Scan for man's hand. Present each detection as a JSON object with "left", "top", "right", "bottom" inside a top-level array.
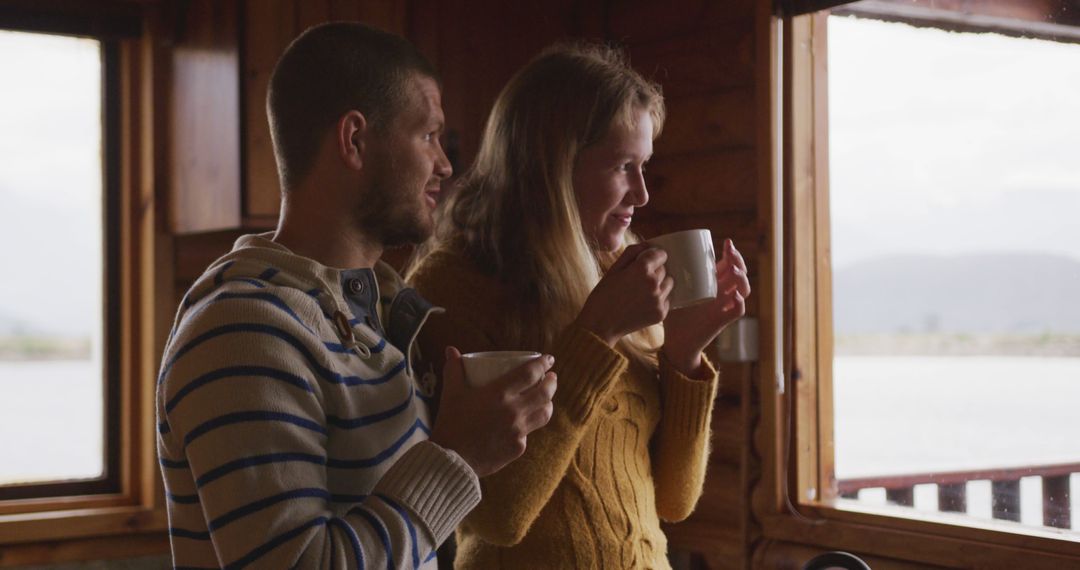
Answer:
[{"left": 429, "top": 347, "right": 557, "bottom": 477}]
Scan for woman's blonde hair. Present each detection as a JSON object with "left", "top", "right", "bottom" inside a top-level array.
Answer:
[{"left": 412, "top": 42, "right": 666, "bottom": 359}]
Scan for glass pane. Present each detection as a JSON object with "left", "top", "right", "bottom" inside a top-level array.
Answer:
[
  {"left": 0, "top": 31, "right": 104, "bottom": 486},
  {"left": 829, "top": 15, "right": 1080, "bottom": 532}
]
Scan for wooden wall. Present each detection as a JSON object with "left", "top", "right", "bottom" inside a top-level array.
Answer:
[{"left": 166, "top": 1, "right": 768, "bottom": 568}]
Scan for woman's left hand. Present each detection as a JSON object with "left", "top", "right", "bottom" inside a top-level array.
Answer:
[{"left": 662, "top": 238, "right": 752, "bottom": 375}]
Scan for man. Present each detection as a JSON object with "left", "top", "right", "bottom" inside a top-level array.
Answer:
[{"left": 156, "top": 23, "right": 557, "bottom": 569}]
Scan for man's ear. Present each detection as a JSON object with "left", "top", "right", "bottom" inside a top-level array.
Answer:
[{"left": 337, "top": 110, "right": 368, "bottom": 171}]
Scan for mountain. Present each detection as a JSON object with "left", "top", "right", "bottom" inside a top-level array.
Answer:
[{"left": 833, "top": 253, "right": 1080, "bottom": 334}]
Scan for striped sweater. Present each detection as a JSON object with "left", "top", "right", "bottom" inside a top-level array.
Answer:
[{"left": 156, "top": 233, "right": 479, "bottom": 569}]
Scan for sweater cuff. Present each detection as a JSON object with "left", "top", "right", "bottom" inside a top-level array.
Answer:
[
  {"left": 659, "top": 352, "right": 719, "bottom": 437},
  {"left": 372, "top": 440, "right": 481, "bottom": 546},
  {"left": 550, "top": 325, "right": 628, "bottom": 423}
]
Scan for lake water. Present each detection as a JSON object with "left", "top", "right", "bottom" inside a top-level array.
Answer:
[
  {"left": 2, "top": 357, "right": 1078, "bottom": 528},
  {"left": 0, "top": 360, "right": 103, "bottom": 484},
  {"left": 835, "top": 355, "right": 1080, "bottom": 528}
]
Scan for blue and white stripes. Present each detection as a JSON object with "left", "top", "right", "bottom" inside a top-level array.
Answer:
[{"left": 156, "top": 233, "right": 479, "bottom": 569}]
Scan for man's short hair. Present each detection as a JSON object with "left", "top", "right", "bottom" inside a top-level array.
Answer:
[{"left": 267, "top": 22, "right": 436, "bottom": 191}]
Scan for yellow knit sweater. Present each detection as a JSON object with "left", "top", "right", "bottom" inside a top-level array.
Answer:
[{"left": 409, "top": 248, "right": 718, "bottom": 569}]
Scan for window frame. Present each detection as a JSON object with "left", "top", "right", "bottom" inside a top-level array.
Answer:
[
  {"left": 0, "top": 2, "right": 168, "bottom": 560},
  {"left": 0, "top": 33, "right": 122, "bottom": 505},
  {"left": 760, "top": 7, "right": 1080, "bottom": 568}
]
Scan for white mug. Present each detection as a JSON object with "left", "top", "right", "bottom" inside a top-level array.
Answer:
[
  {"left": 460, "top": 351, "right": 542, "bottom": 387},
  {"left": 647, "top": 228, "right": 718, "bottom": 309}
]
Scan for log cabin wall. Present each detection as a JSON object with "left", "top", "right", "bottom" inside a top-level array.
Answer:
[{"left": 168, "top": 1, "right": 766, "bottom": 568}]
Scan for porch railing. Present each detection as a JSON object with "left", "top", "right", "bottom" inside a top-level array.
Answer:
[{"left": 836, "top": 462, "right": 1080, "bottom": 528}]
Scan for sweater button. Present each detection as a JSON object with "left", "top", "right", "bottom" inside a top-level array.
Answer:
[
  {"left": 347, "top": 278, "right": 365, "bottom": 294},
  {"left": 418, "top": 371, "right": 437, "bottom": 397},
  {"left": 602, "top": 397, "right": 618, "bottom": 413}
]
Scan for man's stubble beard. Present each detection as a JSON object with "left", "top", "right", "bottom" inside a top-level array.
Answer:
[{"left": 354, "top": 158, "right": 432, "bottom": 249}]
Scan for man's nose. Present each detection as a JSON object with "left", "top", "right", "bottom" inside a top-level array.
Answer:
[{"left": 434, "top": 142, "right": 453, "bottom": 179}]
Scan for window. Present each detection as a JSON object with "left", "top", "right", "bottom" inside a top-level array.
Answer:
[
  {"left": 828, "top": 15, "right": 1080, "bottom": 532},
  {"left": 0, "top": 2, "right": 167, "bottom": 558},
  {"left": 0, "top": 29, "right": 119, "bottom": 501},
  {"left": 778, "top": 0, "right": 1080, "bottom": 565}
]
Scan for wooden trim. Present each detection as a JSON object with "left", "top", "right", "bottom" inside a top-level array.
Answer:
[
  {"left": 0, "top": 0, "right": 143, "bottom": 39},
  {"left": 0, "top": 494, "right": 132, "bottom": 518},
  {"left": 833, "top": 0, "right": 1080, "bottom": 44},
  {"left": 0, "top": 506, "right": 168, "bottom": 546},
  {"left": 751, "top": 0, "right": 785, "bottom": 526},
  {"left": 141, "top": 2, "right": 174, "bottom": 513},
  {"left": 761, "top": 506, "right": 1080, "bottom": 568},
  {"left": 103, "top": 34, "right": 127, "bottom": 510},
  {"left": 809, "top": 10, "right": 835, "bottom": 506},
  {"left": 0, "top": 532, "right": 169, "bottom": 567},
  {"left": 785, "top": 12, "right": 819, "bottom": 508},
  {"left": 776, "top": 0, "right": 859, "bottom": 18}
]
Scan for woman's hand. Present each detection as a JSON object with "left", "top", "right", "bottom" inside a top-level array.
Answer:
[
  {"left": 574, "top": 243, "right": 674, "bottom": 346},
  {"left": 662, "top": 239, "right": 751, "bottom": 375}
]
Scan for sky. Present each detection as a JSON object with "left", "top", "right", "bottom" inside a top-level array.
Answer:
[
  {"left": 0, "top": 30, "right": 102, "bottom": 336},
  {"left": 828, "top": 16, "right": 1080, "bottom": 269}
]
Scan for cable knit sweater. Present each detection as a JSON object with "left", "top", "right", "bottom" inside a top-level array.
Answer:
[
  {"left": 408, "top": 248, "right": 718, "bottom": 570},
  {"left": 157, "top": 233, "right": 480, "bottom": 569}
]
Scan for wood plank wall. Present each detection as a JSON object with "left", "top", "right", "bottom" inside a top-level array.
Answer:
[{"left": 169, "top": 2, "right": 766, "bottom": 567}]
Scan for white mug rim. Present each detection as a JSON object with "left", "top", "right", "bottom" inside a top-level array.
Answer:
[
  {"left": 461, "top": 350, "right": 541, "bottom": 360},
  {"left": 648, "top": 228, "right": 710, "bottom": 242}
]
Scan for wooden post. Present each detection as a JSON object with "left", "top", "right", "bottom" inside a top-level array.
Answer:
[
  {"left": 886, "top": 487, "right": 914, "bottom": 507},
  {"left": 1043, "top": 475, "right": 1071, "bottom": 529},
  {"left": 938, "top": 483, "right": 967, "bottom": 513},
  {"left": 992, "top": 479, "right": 1021, "bottom": 522}
]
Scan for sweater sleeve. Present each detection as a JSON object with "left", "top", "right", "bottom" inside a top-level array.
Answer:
[
  {"left": 409, "top": 257, "right": 628, "bottom": 546},
  {"left": 158, "top": 292, "right": 479, "bottom": 569},
  {"left": 650, "top": 352, "right": 719, "bottom": 522}
]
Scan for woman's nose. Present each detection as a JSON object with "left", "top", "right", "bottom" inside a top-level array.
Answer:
[{"left": 628, "top": 171, "right": 649, "bottom": 207}]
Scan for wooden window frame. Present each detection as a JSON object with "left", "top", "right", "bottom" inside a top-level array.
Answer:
[
  {"left": 0, "top": 34, "right": 123, "bottom": 506},
  {"left": 0, "top": 2, "right": 169, "bottom": 563},
  {"left": 757, "top": 7, "right": 1080, "bottom": 568}
]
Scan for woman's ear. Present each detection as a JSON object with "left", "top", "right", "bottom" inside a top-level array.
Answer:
[{"left": 337, "top": 110, "right": 368, "bottom": 171}]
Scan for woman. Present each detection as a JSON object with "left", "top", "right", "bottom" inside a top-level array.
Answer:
[{"left": 407, "top": 42, "right": 751, "bottom": 569}]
